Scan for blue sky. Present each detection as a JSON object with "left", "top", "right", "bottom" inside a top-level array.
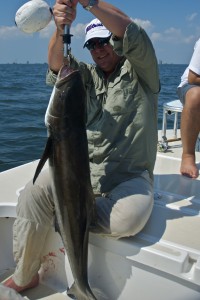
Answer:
[{"left": 1, "top": 0, "right": 200, "bottom": 64}]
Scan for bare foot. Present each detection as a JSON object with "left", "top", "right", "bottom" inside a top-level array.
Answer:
[
  {"left": 180, "top": 154, "right": 199, "bottom": 178},
  {"left": 3, "top": 273, "right": 39, "bottom": 293}
]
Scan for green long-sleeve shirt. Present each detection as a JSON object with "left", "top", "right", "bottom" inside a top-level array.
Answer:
[{"left": 46, "top": 22, "right": 160, "bottom": 193}]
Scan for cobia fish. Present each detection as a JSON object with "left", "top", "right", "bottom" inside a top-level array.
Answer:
[{"left": 33, "top": 64, "right": 97, "bottom": 300}]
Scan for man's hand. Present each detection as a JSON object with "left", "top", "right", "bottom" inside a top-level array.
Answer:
[{"left": 52, "top": 0, "right": 78, "bottom": 32}]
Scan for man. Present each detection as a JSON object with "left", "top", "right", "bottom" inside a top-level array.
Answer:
[
  {"left": 3, "top": 0, "right": 160, "bottom": 293},
  {"left": 177, "top": 38, "right": 200, "bottom": 179}
]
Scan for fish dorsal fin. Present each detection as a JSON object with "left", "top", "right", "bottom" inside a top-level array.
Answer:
[{"left": 33, "top": 137, "right": 53, "bottom": 184}]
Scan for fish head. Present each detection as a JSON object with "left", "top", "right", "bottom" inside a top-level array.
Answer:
[{"left": 46, "top": 65, "right": 86, "bottom": 130}]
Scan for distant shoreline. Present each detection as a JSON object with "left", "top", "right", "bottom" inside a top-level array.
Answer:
[
  {"left": 0, "top": 62, "right": 48, "bottom": 65},
  {"left": 0, "top": 62, "right": 188, "bottom": 66}
]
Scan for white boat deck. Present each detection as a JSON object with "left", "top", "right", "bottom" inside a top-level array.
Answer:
[{"left": 0, "top": 129, "right": 200, "bottom": 299}]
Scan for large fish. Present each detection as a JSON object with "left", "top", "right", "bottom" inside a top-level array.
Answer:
[{"left": 33, "top": 64, "right": 97, "bottom": 300}]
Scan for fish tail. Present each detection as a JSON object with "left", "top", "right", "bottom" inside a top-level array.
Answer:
[{"left": 67, "top": 282, "right": 97, "bottom": 300}]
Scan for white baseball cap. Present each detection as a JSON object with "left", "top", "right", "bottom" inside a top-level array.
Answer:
[{"left": 83, "top": 18, "right": 111, "bottom": 48}]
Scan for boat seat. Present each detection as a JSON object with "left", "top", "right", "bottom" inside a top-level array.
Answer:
[{"left": 162, "top": 99, "right": 183, "bottom": 140}]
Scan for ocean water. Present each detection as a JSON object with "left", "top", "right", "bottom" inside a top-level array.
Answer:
[{"left": 0, "top": 63, "right": 186, "bottom": 172}]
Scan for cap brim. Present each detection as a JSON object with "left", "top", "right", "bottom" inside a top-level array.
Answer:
[{"left": 83, "top": 31, "right": 111, "bottom": 48}]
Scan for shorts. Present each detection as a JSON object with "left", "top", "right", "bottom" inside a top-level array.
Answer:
[{"left": 177, "top": 83, "right": 197, "bottom": 105}]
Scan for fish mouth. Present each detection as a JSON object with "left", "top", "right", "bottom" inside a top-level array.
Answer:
[
  {"left": 55, "top": 65, "right": 79, "bottom": 88},
  {"left": 59, "top": 64, "right": 78, "bottom": 80}
]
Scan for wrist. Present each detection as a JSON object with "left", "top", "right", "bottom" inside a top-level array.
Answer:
[
  {"left": 56, "top": 28, "right": 64, "bottom": 37},
  {"left": 79, "top": 0, "right": 88, "bottom": 7},
  {"left": 82, "top": 0, "right": 98, "bottom": 11}
]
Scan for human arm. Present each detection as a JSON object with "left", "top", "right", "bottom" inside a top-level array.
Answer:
[
  {"left": 188, "top": 69, "right": 200, "bottom": 85},
  {"left": 48, "top": 0, "right": 159, "bottom": 92},
  {"left": 187, "top": 39, "right": 200, "bottom": 85},
  {"left": 48, "top": 0, "right": 132, "bottom": 73},
  {"left": 78, "top": 0, "right": 132, "bottom": 38},
  {"left": 48, "top": 0, "right": 77, "bottom": 73}
]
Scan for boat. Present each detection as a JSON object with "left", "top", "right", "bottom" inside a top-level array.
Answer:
[{"left": 0, "top": 128, "right": 200, "bottom": 300}]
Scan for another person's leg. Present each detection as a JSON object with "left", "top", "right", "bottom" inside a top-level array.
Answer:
[
  {"left": 3, "top": 168, "right": 55, "bottom": 292},
  {"left": 180, "top": 86, "right": 200, "bottom": 178},
  {"left": 92, "top": 171, "right": 154, "bottom": 238}
]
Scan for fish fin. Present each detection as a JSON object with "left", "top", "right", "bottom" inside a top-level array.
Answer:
[
  {"left": 67, "top": 283, "right": 97, "bottom": 300},
  {"left": 33, "top": 137, "right": 52, "bottom": 184},
  {"left": 67, "top": 283, "right": 77, "bottom": 299}
]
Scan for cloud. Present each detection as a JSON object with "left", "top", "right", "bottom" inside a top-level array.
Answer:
[
  {"left": 143, "top": 24, "right": 183, "bottom": 43},
  {"left": 71, "top": 23, "right": 86, "bottom": 38},
  {"left": 186, "top": 13, "right": 198, "bottom": 22},
  {"left": 0, "top": 20, "right": 86, "bottom": 41},
  {"left": 0, "top": 25, "right": 31, "bottom": 39},
  {"left": 182, "top": 35, "right": 196, "bottom": 44},
  {"left": 39, "top": 18, "right": 198, "bottom": 50},
  {"left": 129, "top": 16, "right": 198, "bottom": 48},
  {"left": 164, "top": 27, "right": 182, "bottom": 40},
  {"left": 150, "top": 26, "right": 197, "bottom": 46},
  {"left": 39, "top": 20, "right": 55, "bottom": 38},
  {"left": 133, "top": 18, "right": 153, "bottom": 31},
  {"left": 39, "top": 21, "right": 86, "bottom": 39},
  {"left": 151, "top": 32, "right": 162, "bottom": 42},
  {"left": 0, "top": 17, "right": 198, "bottom": 54}
]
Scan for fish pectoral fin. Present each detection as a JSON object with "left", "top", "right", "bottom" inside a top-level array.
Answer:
[{"left": 33, "top": 137, "right": 53, "bottom": 184}]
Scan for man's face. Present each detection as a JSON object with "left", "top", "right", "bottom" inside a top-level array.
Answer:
[{"left": 86, "top": 37, "right": 121, "bottom": 75}]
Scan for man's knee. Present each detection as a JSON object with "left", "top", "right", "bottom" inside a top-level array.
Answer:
[
  {"left": 110, "top": 195, "right": 153, "bottom": 238},
  {"left": 16, "top": 169, "right": 54, "bottom": 225},
  {"left": 186, "top": 88, "right": 200, "bottom": 110}
]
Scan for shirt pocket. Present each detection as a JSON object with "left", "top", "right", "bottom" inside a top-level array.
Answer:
[{"left": 105, "top": 69, "right": 138, "bottom": 116}]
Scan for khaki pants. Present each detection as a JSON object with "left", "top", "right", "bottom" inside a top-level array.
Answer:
[{"left": 12, "top": 169, "right": 153, "bottom": 286}]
